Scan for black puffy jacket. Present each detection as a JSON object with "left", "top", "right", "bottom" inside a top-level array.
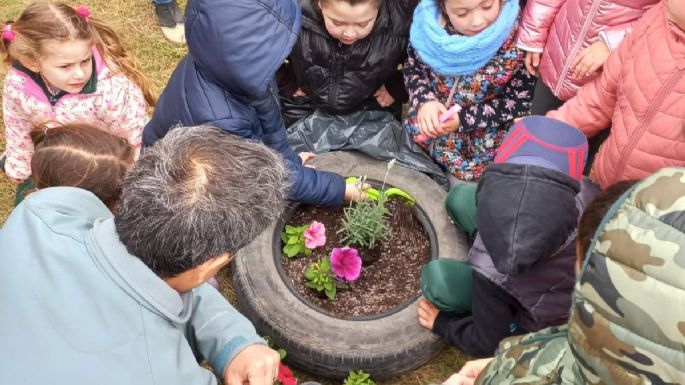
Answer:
[{"left": 283, "top": 0, "right": 416, "bottom": 115}]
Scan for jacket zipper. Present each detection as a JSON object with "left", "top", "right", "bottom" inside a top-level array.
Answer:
[
  {"left": 554, "top": 0, "right": 602, "bottom": 96},
  {"left": 614, "top": 69, "right": 685, "bottom": 178},
  {"left": 328, "top": 42, "right": 343, "bottom": 110}
]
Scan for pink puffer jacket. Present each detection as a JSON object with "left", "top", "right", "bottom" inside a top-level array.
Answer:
[
  {"left": 548, "top": 3, "right": 685, "bottom": 190},
  {"left": 517, "top": 0, "right": 657, "bottom": 101}
]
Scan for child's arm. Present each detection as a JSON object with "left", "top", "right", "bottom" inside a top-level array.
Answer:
[
  {"left": 457, "top": 67, "right": 535, "bottom": 133},
  {"left": 100, "top": 75, "right": 148, "bottom": 155},
  {"left": 547, "top": 29, "right": 628, "bottom": 137},
  {"left": 383, "top": 67, "right": 409, "bottom": 104},
  {"left": 2, "top": 80, "right": 35, "bottom": 181},
  {"left": 404, "top": 44, "right": 439, "bottom": 110},
  {"left": 516, "top": 0, "right": 566, "bottom": 53}
]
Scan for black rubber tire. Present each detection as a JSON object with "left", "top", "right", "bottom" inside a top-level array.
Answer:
[{"left": 232, "top": 151, "right": 468, "bottom": 380}]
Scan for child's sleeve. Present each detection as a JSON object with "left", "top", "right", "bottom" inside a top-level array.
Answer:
[
  {"left": 516, "top": 0, "right": 566, "bottom": 53},
  {"left": 384, "top": 65, "right": 409, "bottom": 104},
  {"left": 99, "top": 75, "right": 148, "bottom": 155},
  {"left": 547, "top": 30, "right": 627, "bottom": 137},
  {"left": 404, "top": 44, "right": 439, "bottom": 110},
  {"left": 457, "top": 68, "right": 535, "bottom": 133},
  {"left": 2, "top": 80, "right": 35, "bottom": 181}
]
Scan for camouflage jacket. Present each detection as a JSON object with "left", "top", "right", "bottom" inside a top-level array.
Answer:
[{"left": 475, "top": 167, "right": 685, "bottom": 385}]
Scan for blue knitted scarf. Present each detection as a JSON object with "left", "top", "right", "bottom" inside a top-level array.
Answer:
[{"left": 410, "top": 0, "right": 519, "bottom": 76}]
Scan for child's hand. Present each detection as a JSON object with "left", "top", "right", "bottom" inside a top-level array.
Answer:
[
  {"left": 293, "top": 88, "right": 307, "bottom": 97},
  {"left": 417, "top": 101, "right": 447, "bottom": 139},
  {"left": 298, "top": 152, "right": 316, "bottom": 168},
  {"left": 572, "top": 40, "right": 610, "bottom": 79},
  {"left": 344, "top": 182, "right": 371, "bottom": 202},
  {"left": 442, "top": 358, "right": 495, "bottom": 385},
  {"left": 524, "top": 51, "right": 542, "bottom": 77},
  {"left": 437, "top": 113, "right": 460, "bottom": 136},
  {"left": 374, "top": 85, "right": 395, "bottom": 107},
  {"left": 418, "top": 298, "right": 440, "bottom": 330}
]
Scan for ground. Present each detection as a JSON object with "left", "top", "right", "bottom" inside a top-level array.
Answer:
[{"left": 0, "top": 0, "right": 467, "bottom": 383}]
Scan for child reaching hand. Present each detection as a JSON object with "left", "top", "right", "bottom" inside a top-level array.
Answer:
[
  {"left": 1, "top": 2, "right": 154, "bottom": 186},
  {"left": 404, "top": 0, "right": 534, "bottom": 184}
]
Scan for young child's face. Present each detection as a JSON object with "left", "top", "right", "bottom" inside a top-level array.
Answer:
[
  {"left": 29, "top": 39, "right": 93, "bottom": 94},
  {"left": 666, "top": 0, "right": 685, "bottom": 32},
  {"left": 443, "top": 0, "right": 501, "bottom": 36},
  {"left": 320, "top": 0, "right": 379, "bottom": 45}
]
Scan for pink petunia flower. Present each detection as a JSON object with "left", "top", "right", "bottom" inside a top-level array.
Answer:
[
  {"left": 303, "top": 221, "right": 326, "bottom": 249},
  {"left": 277, "top": 362, "right": 298, "bottom": 385},
  {"left": 330, "top": 247, "right": 362, "bottom": 281}
]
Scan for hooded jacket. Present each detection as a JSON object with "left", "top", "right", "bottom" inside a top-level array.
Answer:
[
  {"left": 2, "top": 47, "right": 147, "bottom": 180},
  {"left": 143, "top": 0, "right": 344, "bottom": 207},
  {"left": 432, "top": 164, "right": 599, "bottom": 357},
  {"left": 0, "top": 187, "right": 264, "bottom": 385},
  {"left": 282, "top": 0, "right": 415, "bottom": 115},
  {"left": 474, "top": 167, "right": 685, "bottom": 385},
  {"left": 516, "top": 0, "right": 657, "bottom": 101},
  {"left": 548, "top": 3, "right": 685, "bottom": 190}
]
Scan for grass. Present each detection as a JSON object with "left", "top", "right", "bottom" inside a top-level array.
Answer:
[{"left": 0, "top": 1, "right": 468, "bottom": 383}]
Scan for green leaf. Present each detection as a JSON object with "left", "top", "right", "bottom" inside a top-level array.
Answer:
[
  {"left": 277, "top": 348, "right": 287, "bottom": 360},
  {"left": 303, "top": 268, "right": 318, "bottom": 280},
  {"left": 280, "top": 231, "right": 288, "bottom": 243},
  {"left": 283, "top": 244, "right": 300, "bottom": 257},
  {"left": 304, "top": 247, "right": 312, "bottom": 256},
  {"left": 325, "top": 286, "right": 336, "bottom": 300},
  {"left": 321, "top": 257, "right": 331, "bottom": 271},
  {"left": 286, "top": 236, "right": 299, "bottom": 245},
  {"left": 324, "top": 280, "right": 334, "bottom": 291},
  {"left": 285, "top": 225, "right": 296, "bottom": 234},
  {"left": 337, "top": 282, "right": 348, "bottom": 289},
  {"left": 305, "top": 281, "right": 321, "bottom": 290}
]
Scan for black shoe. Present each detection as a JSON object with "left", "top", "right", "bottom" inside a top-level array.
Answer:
[{"left": 153, "top": 0, "right": 183, "bottom": 27}]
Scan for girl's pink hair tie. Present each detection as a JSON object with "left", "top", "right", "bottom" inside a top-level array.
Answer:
[
  {"left": 74, "top": 6, "right": 91, "bottom": 22},
  {"left": 2, "top": 24, "right": 15, "bottom": 42}
]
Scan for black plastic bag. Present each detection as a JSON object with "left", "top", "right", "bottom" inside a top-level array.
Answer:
[{"left": 287, "top": 109, "right": 449, "bottom": 190}]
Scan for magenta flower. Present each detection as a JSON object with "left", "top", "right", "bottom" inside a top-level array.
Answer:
[
  {"left": 304, "top": 221, "right": 326, "bottom": 249},
  {"left": 330, "top": 247, "right": 362, "bottom": 281}
]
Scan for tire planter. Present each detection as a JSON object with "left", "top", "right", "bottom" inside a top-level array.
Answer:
[{"left": 232, "top": 151, "right": 469, "bottom": 380}]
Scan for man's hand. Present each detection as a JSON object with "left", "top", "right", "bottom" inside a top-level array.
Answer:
[
  {"left": 418, "top": 298, "right": 440, "bottom": 331},
  {"left": 374, "top": 85, "right": 395, "bottom": 107},
  {"left": 417, "top": 101, "right": 447, "bottom": 139},
  {"left": 572, "top": 40, "right": 610, "bottom": 78},
  {"left": 524, "top": 51, "right": 541, "bottom": 77},
  {"left": 442, "top": 358, "right": 494, "bottom": 385},
  {"left": 223, "top": 344, "right": 280, "bottom": 385}
]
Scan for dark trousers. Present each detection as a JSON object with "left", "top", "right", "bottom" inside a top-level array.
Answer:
[{"left": 530, "top": 79, "right": 564, "bottom": 116}]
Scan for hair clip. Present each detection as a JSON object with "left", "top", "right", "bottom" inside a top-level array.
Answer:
[
  {"left": 2, "top": 24, "right": 15, "bottom": 42},
  {"left": 74, "top": 6, "right": 91, "bottom": 23}
]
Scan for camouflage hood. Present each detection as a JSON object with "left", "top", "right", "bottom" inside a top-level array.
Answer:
[{"left": 475, "top": 167, "right": 685, "bottom": 385}]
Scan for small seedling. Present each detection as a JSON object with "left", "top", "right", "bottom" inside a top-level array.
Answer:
[{"left": 344, "top": 370, "right": 376, "bottom": 385}]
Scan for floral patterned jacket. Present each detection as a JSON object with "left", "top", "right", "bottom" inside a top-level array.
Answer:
[
  {"left": 404, "top": 21, "right": 534, "bottom": 181},
  {"left": 2, "top": 47, "right": 147, "bottom": 180}
]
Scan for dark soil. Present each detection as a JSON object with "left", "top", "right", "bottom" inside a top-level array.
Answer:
[{"left": 280, "top": 197, "right": 431, "bottom": 318}]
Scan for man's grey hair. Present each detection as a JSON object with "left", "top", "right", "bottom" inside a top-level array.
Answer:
[{"left": 114, "top": 125, "right": 290, "bottom": 278}]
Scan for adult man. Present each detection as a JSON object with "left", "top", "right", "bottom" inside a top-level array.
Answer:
[{"left": 0, "top": 125, "right": 289, "bottom": 385}]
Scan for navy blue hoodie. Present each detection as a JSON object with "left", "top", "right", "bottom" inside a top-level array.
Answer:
[{"left": 143, "top": 0, "right": 345, "bottom": 207}]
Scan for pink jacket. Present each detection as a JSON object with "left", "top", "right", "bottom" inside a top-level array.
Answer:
[
  {"left": 2, "top": 47, "right": 147, "bottom": 180},
  {"left": 548, "top": 3, "right": 685, "bottom": 190},
  {"left": 517, "top": 0, "right": 657, "bottom": 101}
]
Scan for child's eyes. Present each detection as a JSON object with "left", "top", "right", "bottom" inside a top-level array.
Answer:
[
  {"left": 332, "top": 20, "right": 344, "bottom": 27},
  {"left": 59, "top": 64, "right": 70, "bottom": 69},
  {"left": 81, "top": 58, "right": 91, "bottom": 64},
  {"left": 357, "top": 22, "right": 369, "bottom": 28}
]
